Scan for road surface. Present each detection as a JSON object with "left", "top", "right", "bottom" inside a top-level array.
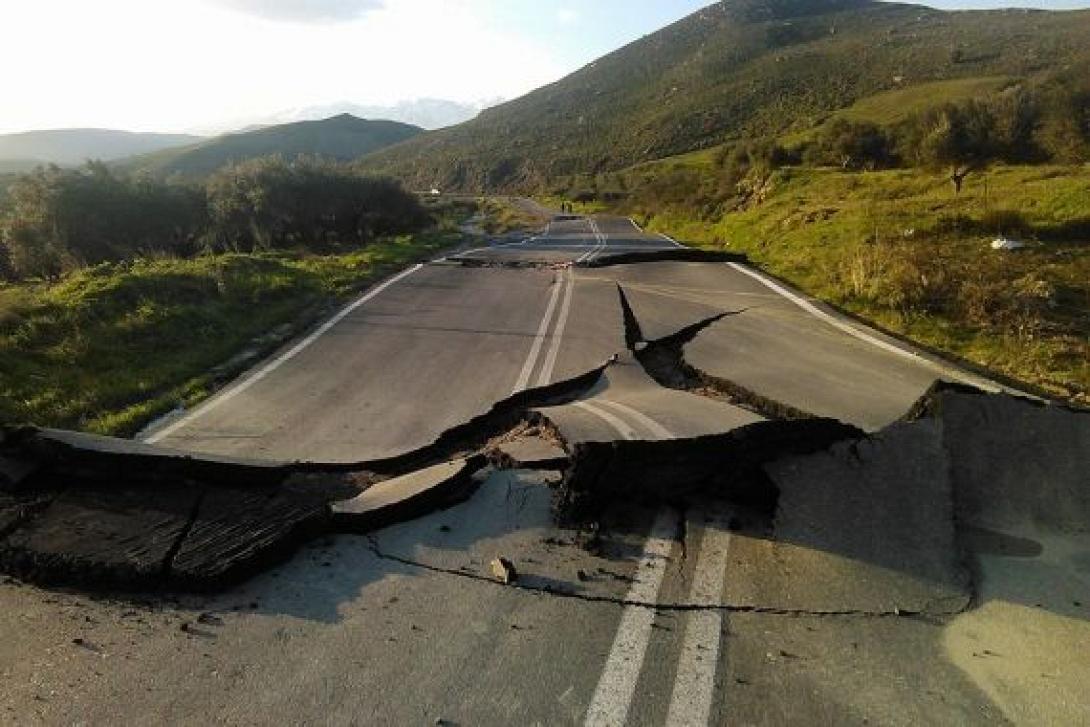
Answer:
[{"left": 2, "top": 212, "right": 1085, "bottom": 725}]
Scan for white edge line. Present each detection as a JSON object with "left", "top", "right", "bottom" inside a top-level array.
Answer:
[
  {"left": 584, "top": 508, "right": 679, "bottom": 727},
  {"left": 512, "top": 270, "right": 566, "bottom": 394},
  {"left": 658, "top": 232, "right": 684, "bottom": 248},
  {"left": 725, "top": 261, "right": 1015, "bottom": 395},
  {"left": 144, "top": 263, "right": 425, "bottom": 443}
]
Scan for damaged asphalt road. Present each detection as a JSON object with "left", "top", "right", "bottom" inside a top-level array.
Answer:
[{"left": 1, "top": 214, "right": 1088, "bottom": 725}]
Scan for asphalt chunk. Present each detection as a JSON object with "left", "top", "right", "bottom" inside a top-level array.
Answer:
[{"left": 0, "top": 484, "right": 200, "bottom": 591}]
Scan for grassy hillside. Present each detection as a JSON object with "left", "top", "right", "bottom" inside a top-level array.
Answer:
[
  {"left": 126, "top": 115, "right": 422, "bottom": 179},
  {"left": 0, "top": 224, "right": 466, "bottom": 436},
  {"left": 581, "top": 157, "right": 1089, "bottom": 402},
  {"left": 363, "top": 0, "right": 1090, "bottom": 191}
]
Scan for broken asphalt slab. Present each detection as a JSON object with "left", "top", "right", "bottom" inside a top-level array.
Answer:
[
  {"left": 554, "top": 417, "right": 864, "bottom": 525},
  {"left": 750, "top": 420, "right": 972, "bottom": 615},
  {"left": 579, "top": 249, "right": 747, "bottom": 268},
  {"left": 332, "top": 456, "right": 487, "bottom": 534},
  {"left": 534, "top": 352, "right": 765, "bottom": 444},
  {"left": 912, "top": 382, "right": 1090, "bottom": 534},
  {"left": 490, "top": 437, "right": 569, "bottom": 470},
  {"left": 0, "top": 483, "right": 200, "bottom": 591},
  {"left": 1, "top": 427, "right": 290, "bottom": 489},
  {"left": 0, "top": 359, "right": 612, "bottom": 594}
]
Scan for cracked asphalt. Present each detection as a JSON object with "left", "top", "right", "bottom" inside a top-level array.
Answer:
[{"left": 2, "top": 213, "right": 1088, "bottom": 724}]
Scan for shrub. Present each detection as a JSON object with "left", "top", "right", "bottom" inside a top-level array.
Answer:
[{"left": 204, "top": 156, "right": 428, "bottom": 253}]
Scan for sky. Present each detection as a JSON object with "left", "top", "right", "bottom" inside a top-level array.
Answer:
[{"left": 1, "top": 0, "right": 1088, "bottom": 135}]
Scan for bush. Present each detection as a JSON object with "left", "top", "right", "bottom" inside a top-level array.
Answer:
[
  {"left": 205, "top": 156, "right": 428, "bottom": 253},
  {"left": 0, "top": 163, "right": 205, "bottom": 279},
  {"left": 804, "top": 119, "right": 895, "bottom": 170}
]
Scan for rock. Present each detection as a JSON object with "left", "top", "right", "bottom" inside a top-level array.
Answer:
[{"left": 490, "top": 557, "right": 517, "bottom": 584}]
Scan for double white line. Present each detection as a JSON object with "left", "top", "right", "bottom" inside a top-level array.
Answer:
[
  {"left": 577, "top": 396, "right": 731, "bottom": 727},
  {"left": 585, "top": 506, "right": 732, "bottom": 727},
  {"left": 576, "top": 218, "right": 608, "bottom": 263},
  {"left": 511, "top": 266, "right": 576, "bottom": 393},
  {"left": 573, "top": 398, "right": 673, "bottom": 441}
]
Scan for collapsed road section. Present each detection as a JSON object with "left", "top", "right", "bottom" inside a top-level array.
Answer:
[
  {"left": 1, "top": 374, "right": 1086, "bottom": 606},
  {"left": 0, "top": 252, "right": 1085, "bottom": 616}
]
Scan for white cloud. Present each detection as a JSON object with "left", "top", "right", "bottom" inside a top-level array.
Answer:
[{"left": 211, "top": 0, "right": 383, "bottom": 23}]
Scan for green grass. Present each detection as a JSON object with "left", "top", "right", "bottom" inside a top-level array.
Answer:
[
  {"left": 780, "top": 77, "right": 1014, "bottom": 145},
  {"left": 612, "top": 162, "right": 1090, "bottom": 402},
  {"left": 0, "top": 231, "right": 461, "bottom": 436}
]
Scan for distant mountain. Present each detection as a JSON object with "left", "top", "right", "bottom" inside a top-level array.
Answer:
[
  {"left": 362, "top": 0, "right": 1090, "bottom": 191},
  {"left": 196, "top": 98, "right": 492, "bottom": 135},
  {"left": 0, "top": 129, "right": 202, "bottom": 168},
  {"left": 124, "top": 114, "right": 424, "bottom": 178},
  {"left": 270, "top": 98, "right": 487, "bottom": 131}
]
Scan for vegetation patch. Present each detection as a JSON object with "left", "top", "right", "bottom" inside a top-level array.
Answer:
[{"left": 0, "top": 231, "right": 462, "bottom": 436}]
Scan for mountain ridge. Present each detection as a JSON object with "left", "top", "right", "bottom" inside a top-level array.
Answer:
[
  {"left": 360, "top": 0, "right": 1090, "bottom": 191},
  {"left": 122, "top": 114, "right": 423, "bottom": 179},
  {"left": 0, "top": 128, "right": 202, "bottom": 168}
]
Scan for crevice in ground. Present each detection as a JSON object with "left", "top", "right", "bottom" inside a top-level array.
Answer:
[
  {"left": 615, "top": 283, "right": 819, "bottom": 421},
  {"left": 364, "top": 533, "right": 949, "bottom": 618},
  {"left": 580, "top": 249, "right": 748, "bottom": 268}
]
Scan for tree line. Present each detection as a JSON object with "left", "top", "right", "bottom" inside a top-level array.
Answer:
[
  {"left": 0, "top": 156, "right": 429, "bottom": 281},
  {"left": 716, "top": 79, "right": 1090, "bottom": 193}
]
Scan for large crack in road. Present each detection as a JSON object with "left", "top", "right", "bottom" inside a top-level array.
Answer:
[{"left": 0, "top": 257, "right": 1086, "bottom": 626}]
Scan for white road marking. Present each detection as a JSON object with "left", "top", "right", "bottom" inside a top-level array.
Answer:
[
  {"left": 595, "top": 399, "right": 674, "bottom": 440},
  {"left": 725, "top": 262, "right": 1014, "bottom": 394},
  {"left": 572, "top": 400, "right": 640, "bottom": 441},
  {"left": 535, "top": 267, "right": 576, "bottom": 387},
  {"left": 144, "top": 263, "right": 425, "bottom": 443},
  {"left": 658, "top": 232, "right": 684, "bottom": 248},
  {"left": 512, "top": 269, "right": 566, "bottom": 394},
  {"left": 589, "top": 218, "right": 607, "bottom": 261},
  {"left": 585, "top": 508, "right": 680, "bottom": 727},
  {"left": 665, "top": 522, "right": 733, "bottom": 727},
  {"left": 628, "top": 217, "right": 644, "bottom": 232},
  {"left": 576, "top": 218, "right": 606, "bottom": 263}
]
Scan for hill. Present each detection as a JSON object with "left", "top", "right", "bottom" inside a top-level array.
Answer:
[
  {"left": 0, "top": 128, "right": 200, "bottom": 168},
  {"left": 362, "top": 0, "right": 1090, "bottom": 190},
  {"left": 258, "top": 98, "right": 484, "bottom": 131},
  {"left": 125, "top": 115, "right": 423, "bottom": 179}
]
